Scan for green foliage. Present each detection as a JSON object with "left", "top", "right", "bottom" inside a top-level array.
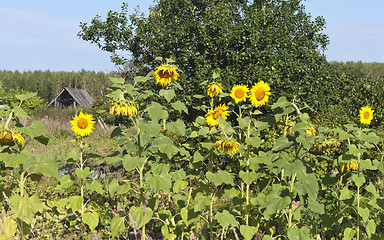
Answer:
[
  {"left": 329, "top": 61, "right": 384, "bottom": 127},
  {"left": 3, "top": 65, "right": 384, "bottom": 239},
  {"left": 0, "top": 69, "right": 111, "bottom": 103},
  {"left": 2, "top": 89, "right": 44, "bottom": 112},
  {"left": 79, "top": 0, "right": 343, "bottom": 115}
]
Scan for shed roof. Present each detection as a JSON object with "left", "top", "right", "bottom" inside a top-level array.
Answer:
[{"left": 47, "top": 87, "right": 94, "bottom": 108}]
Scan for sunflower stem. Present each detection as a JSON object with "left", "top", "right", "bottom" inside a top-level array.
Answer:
[
  {"left": 288, "top": 173, "right": 296, "bottom": 229},
  {"left": 4, "top": 109, "right": 14, "bottom": 129},
  {"left": 356, "top": 127, "right": 362, "bottom": 240}
]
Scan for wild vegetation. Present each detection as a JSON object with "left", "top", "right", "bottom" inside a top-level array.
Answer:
[{"left": 2, "top": 0, "right": 384, "bottom": 239}]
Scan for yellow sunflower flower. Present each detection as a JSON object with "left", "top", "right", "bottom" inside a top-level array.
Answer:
[
  {"left": 71, "top": 112, "right": 95, "bottom": 137},
  {"left": 214, "top": 138, "right": 239, "bottom": 154},
  {"left": 230, "top": 85, "right": 249, "bottom": 103},
  {"left": 359, "top": 106, "right": 374, "bottom": 125},
  {"left": 154, "top": 65, "right": 179, "bottom": 87},
  {"left": 110, "top": 103, "right": 138, "bottom": 117},
  {"left": 205, "top": 104, "right": 230, "bottom": 127},
  {"left": 306, "top": 127, "right": 316, "bottom": 136},
  {"left": 0, "top": 129, "right": 25, "bottom": 145},
  {"left": 207, "top": 83, "right": 223, "bottom": 98},
  {"left": 249, "top": 81, "right": 271, "bottom": 108},
  {"left": 340, "top": 162, "right": 359, "bottom": 173}
]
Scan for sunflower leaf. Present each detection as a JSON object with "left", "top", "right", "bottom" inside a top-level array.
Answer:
[
  {"left": 13, "top": 106, "right": 30, "bottom": 119},
  {"left": 15, "top": 92, "right": 37, "bottom": 101},
  {"left": 159, "top": 89, "right": 175, "bottom": 102},
  {"left": 22, "top": 121, "right": 46, "bottom": 138},
  {"left": 148, "top": 102, "right": 168, "bottom": 122},
  {"left": 171, "top": 101, "right": 188, "bottom": 114}
]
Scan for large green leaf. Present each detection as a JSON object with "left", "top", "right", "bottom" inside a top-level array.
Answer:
[
  {"left": 122, "top": 155, "right": 146, "bottom": 172},
  {"left": 264, "top": 186, "right": 290, "bottom": 215},
  {"left": 272, "top": 136, "right": 292, "bottom": 152},
  {"left": 367, "top": 219, "right": 376, "bottom": 238},
  {"left": 129, "top": 206, "right": 153, "bottom": 229},
  {"left": 13, "top": 106, "right": 30, "bottom": 119},
  {"left": 157, "top": 135, "right": 179, "bottom": 159},
  {"left": 16, "top": 92, "right": 37, "bottom": 101},
  {"left": 193, "top": 192, "right": 211, "bottom": 212},
  {"left": 206, "top": 170, "right": 234, "bottom": 186},
  {"left": 22, "top": 121, "right": 46, "bottom": 138},
  {"left": 2, "top": 150, "right": 32, "bottom": 168},
  {"left": 111, "top": 216, "right": 126, "bottom": 238},
  {"left": 68, "top": 196, "right": 83, "bottom": 212},
  {"left": 35, "top": 160, "right": 59, "bottom": 179},
  {"left": 339, "top": 187, "right": 353, "bottom": 201},
  {"left": 82, "top": 212, "right": 99, "bottom": 230},
  {"left": 352, "top": 174, "right": 366, "bottom": 188},
  {"left": 240, "top": 225, "right": 257, "bottom": 240},
  {"left": 86, "top": 180, "right": 105, "bottom": 194},
  {"left": 146, "top": 173, "right": 172, "bottom": 194},
  {"left": 10, "top": 195, "right": 42, "bottom": 225},
  {"left": 171, "top": 101, "right": 188, "bottom": 114},
  {"left": 215, "top": 210, "right": 239, "bottom": 228},
  {"left": 239, "top": 171, "right": 257, "bottom": 185},
  {"left": 138, "top": 121, "right": 161, "bottom": 137},
  {"left": 134, "top": 76, "right": 152, "bottom": 84},
  {"left": 287, "top": 226, "right": 310, "bottom": 240},
  {"left": 56, "top": 175, "right": 74, "bottom": 190},
  {"left": 180, "top": 207, "right": 199, "bottom": 226},
  {"left": 0, "top": 216, "right": 18, "bottom": 239},
  {"left": 148, "top": 102, "right": 168, "bottom": 122},
  {"left": 343, "top": 227, "right": 356, "bottom": 240},
  {"left": 166, "top": 119, "right": 186, "bottom": 136},
  {"left": 359, "top": 207, "right": 370, "bottom": 222},
  {"left": 75, "top": 167, "right": 90, "bottom": 180},
  {"left": 159, "top": 89, "right": 176, "bottom": 102},
  {"left": 109, "top": 77, "right": 125, "bottom": 84}
]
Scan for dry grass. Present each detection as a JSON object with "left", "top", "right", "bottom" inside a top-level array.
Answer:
[{"left": 25, "top": 107, "right": 120, "bottom": 164}]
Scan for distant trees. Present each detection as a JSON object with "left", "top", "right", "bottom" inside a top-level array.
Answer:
[
  {"left": 0, "top": 70, "right": 111, "bottom": 103},
  {"left": 329, "top": 61, "right": 384, "bottom": 125}
]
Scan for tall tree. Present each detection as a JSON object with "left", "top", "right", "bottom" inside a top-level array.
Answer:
[{"left": 78, "top": 0, "right": 343, "bottom": 112}]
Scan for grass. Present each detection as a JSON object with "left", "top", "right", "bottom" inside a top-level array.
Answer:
[{"left": 25, "top": 107, "right": 121, "bottom": 167}]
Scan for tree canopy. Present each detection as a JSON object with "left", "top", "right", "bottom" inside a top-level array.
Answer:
[{"left": 78, "top": 0, "right": 344, "bottom": 113}]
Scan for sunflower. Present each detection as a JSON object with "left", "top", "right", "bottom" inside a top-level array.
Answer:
[
  {"left": 205, "top": 104, "right": 230, "bottom": 127},
  {"left": 71, "top": 112, "right": 95, "bottom": 137},
  {"left": 214, "top": 138, "right": 239, "bottom": 154},
  {"left": 0, "top": 129, "right": 25, "bottom": 145},
  {"left": 110, "top": 103, "right": 137, "bottom": 117},
  {"left": 230, "top": 85, "right": 249, "bottom": 103},
  {"left": 154, "top": 65, "right": 179, "bottom": 86},
  {"left": 249, "top": 81, "right": 271, "bottom": 108},
  {"left": 306, "top": 127, "right": 316, "bottom": 136},
  {"left": 207, "top": 83, "right": 223, "bottom": 98},
  {"left": 359, "top": 106, "right": 374, "bottom": 125},
  {"left": 340, "top": 162, "right": 359, "bottom": 173}
]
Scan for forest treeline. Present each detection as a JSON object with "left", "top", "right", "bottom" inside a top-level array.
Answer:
[
  {"left": 1, "top": 60, "right": 384, "bottom": 119},
  {"left": 330, "top": 61, "right": 384, "bottom": 81},
  {"left": 0, "top": 69, "right": 114, "bottom": 104}
]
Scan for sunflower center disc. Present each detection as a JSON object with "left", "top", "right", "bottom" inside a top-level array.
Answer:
[
  {"left": 160, "top": 70, "right": 171, "bottom": 78},
  {"left": 235, "top": 88, "right": 244, "bottom": 98},
  {"left": 3, "top": 132, "right": 12, "bottom": 142},
  {"left": 363, "top": 111, "right": 370, "bottom": 119},
  {"left": 213, "top": 110, "right": 222, "bottom": 120},
  {"left": 255, "top": 88, "right": 266, "bottom": 101},
  {"left": 78, "top": 119, "right": 89, "bottom": 129}
]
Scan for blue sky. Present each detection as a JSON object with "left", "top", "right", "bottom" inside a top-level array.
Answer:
[{"left": 1, "top": 0, "right": 383, "bottom": 72}]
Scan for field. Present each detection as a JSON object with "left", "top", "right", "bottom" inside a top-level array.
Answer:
[{"left": 2, "top": 68, "right": 384, "bottom": 240}]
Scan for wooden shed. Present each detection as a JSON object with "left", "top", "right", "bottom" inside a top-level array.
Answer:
[{"left": 47, "top": 87, "right": 94, "bottom": 108}]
